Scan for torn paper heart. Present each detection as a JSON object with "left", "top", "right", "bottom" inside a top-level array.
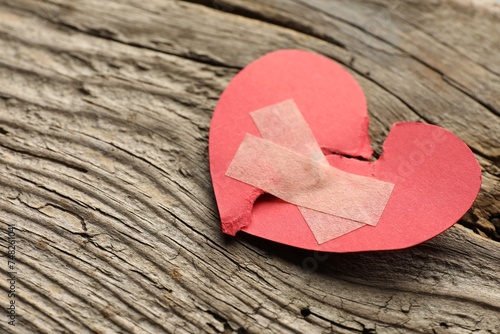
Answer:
[{"left": 209, "top": 49, "right": 481, "bottom": 252}]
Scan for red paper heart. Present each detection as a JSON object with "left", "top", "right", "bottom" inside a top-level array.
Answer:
[{"left": 209, "top": 50, "right": 481, "bottom": 252}]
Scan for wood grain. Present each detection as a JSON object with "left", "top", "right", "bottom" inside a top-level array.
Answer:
[{"left": 0, "top": 0, "right": 498, "bottom": 333}]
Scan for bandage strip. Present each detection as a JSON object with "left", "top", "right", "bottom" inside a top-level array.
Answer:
[
  {"left": 227, "top": 133, "right": 394, "bottom": 224},
  {"left": 225, "top": 100, "right": 395, "bottom": 243},
  {"left": 250, "top": 100, "right": 366, "bottom": 243}
]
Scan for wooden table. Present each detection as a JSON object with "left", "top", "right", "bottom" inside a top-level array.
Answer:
[{"left": 0, "top": 0, "right": 499, "bottom": 333}]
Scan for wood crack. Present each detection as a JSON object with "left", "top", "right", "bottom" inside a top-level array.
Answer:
[
  {"left": 182, "top": 0, "right": 347, "bottom": 50},
  {"left": 0, "top": 142, "right": 88, "bottom": 174}
]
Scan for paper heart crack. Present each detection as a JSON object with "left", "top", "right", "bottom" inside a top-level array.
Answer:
[{"left": 209, "top": 49, "right": 481, "bottom": 252}]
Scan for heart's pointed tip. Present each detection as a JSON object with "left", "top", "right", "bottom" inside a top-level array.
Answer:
[
  {"left": 221, "top": 221, "right": 241, "bottom": 236},
  {"left": 221, "top": 213, "right": 250, "bottom": 236},
  {"left": 219, "top": 188, "right": 264, "bottom": 236}
]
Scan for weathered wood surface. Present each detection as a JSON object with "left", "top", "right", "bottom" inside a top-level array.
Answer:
[{"left": 0, "top": 0, "right": 499, "bottom": 333}]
